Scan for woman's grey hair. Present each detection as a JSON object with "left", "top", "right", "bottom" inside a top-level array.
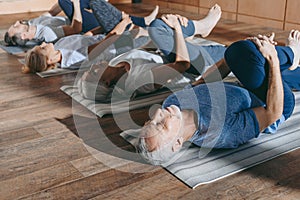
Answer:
[{"left": 136, "top": 126, "right": 179, "bottom": 166}]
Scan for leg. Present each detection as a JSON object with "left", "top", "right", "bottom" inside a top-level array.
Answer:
[
  {"left": 80, "top": 0, "right": 101, "bottom": 32},
  {"left": 58, "top": 0, "right": 73, "bottom": 20},
  {"left": 58, "top": 0, "right": 100, "bottom": 33},
  {"left": 149, "top": 18, "right": 225, "bottom": 74},
  {"left": 281, "top": 67, "right": 300, "bottom": 91},
  {"left": 192, "top": 4, "right": 222, "bottom": 37},
  {"left": 130, "top": 5, "right": 159, "bottom": 28},
  {"left": 149, "top": 18, "right": 196, "bottom": 57},
  {"left": 90, "top": 0, "right": 158, "bottom": 33},
  {"left": 148, "top": 4, "right": 221, "bottom": 58},
  {"left": 286, "top": 30, "right": 300, "bottom": 70},
  {"left": 224, "top": 39, "right": 295, "bottom": 120},
  {"left": 89, "top": 0, "right": 122, "bottom": 33}
]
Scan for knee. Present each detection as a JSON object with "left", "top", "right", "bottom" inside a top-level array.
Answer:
[
  {"left": 224, "top": 40, "right": 265, "bottom": 72},
  {"left": 149, "top": 19, "right": 166, "bottom": 30},
  {"left": 58, "top": 0, "right": 70, "bottom": 8},
  {"left": 148, "top": 19, "right": 172, "bottom": 38}
]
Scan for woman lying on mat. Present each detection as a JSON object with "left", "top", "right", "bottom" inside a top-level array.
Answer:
[
  {"left": 78, "top": 4, "right": 226, "bottom": 102},
  {"left": 135, "top": 27, "right": 300, "bottom": 165},
  {"left": 22, "top": 13, "right": 152, "bottom": 73},
  {"left": 4, "top": 0, "right": 158, "bottom": 46}
]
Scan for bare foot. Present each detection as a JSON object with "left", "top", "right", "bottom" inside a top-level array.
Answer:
[
  {"left": 287, "top": 30, "right": 300, "bottom": 70},
  {"left": 194, "top": 4, "right": 222, "bottom": 38},
  {"left": 144, "top": 5, "right": 159, "bottom": 26}
]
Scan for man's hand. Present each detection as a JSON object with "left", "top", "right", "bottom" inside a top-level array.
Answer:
[
  {"left": 248, "top": 35, "right": 278, "bottom": 61},
  {"left": 161, "top": 14, "right": 181, "bottom": 30}
]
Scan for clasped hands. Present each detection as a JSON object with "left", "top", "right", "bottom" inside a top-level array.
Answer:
[
  {"left": 161, "top": 14, "right": 188, "bottom": 29},
  {"left": 247, "top": 33, "right": 278, "bottom": 61}
]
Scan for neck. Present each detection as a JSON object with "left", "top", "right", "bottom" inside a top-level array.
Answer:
[
  {"left": 51, "top": 50, "right": 62, "bottom": 64},
  {"left": 180, "top": 110, "right": 198, "bottom": 142},
  {"left": 56, "top": 50, "right": 62, "bottom": 63}
]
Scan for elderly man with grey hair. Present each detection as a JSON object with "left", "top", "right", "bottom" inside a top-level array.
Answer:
[{"left": 136, "top": 25, "right": 298, "bottom": 165}]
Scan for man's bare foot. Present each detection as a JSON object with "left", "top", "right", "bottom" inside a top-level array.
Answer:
[
  {"left": 287, "top": 30, "right": 300, "bottom": 70},
  {"left": 194, "top": 4, "right": 222, "bottom": 38},
  {"left": 144, "top": 5, "right": 159, "bottom": 26}
]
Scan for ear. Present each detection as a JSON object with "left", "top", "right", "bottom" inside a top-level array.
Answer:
[
  {"left": 172, "top": 137, "right": 184, "bottom": 152},
  {"left": 22, "top": 65, "right": 30, "bottom": 73}
]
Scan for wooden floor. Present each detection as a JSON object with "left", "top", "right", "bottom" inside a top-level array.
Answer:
[{"left": 0, "top": 3, "right": 299, "bottom": 200}]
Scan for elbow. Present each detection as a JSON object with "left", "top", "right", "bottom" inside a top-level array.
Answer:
[
  {"left": 175, "top": 61, "right": 190, "bottom": 73},
  {"left": 265, "top": 109, "right": 283, "bottom": 126},
  {"left": 72, "top": 21, "right": 82, "bottom": 34}
]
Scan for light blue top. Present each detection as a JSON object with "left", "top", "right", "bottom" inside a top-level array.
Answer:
[{"left": 54, "top": 34, "right": 105, "bottom": 69}]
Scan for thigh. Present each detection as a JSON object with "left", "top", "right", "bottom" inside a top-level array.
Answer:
[
  {"left": 58, "top": 0, "right": 73, "bottom": 20},
  {"left": 225, "top": 40, "right": 267, "bottom": 92},
  {"left": 149, "top": 19, "right": 196, "bottom": 58},
  {"left": 89, "top": 0, "right": 122, "bottom": 33}
]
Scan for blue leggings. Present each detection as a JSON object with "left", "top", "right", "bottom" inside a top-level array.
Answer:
[
  {"left": 224, "top": 40, "right": 295, "bottom": 120},
  {"left": 89, "top": 0, "right": 146, "bottom": 33},
  {"left": 148, "top": 19, "right": 226, "bottom": 75},
  {"left": 59, "top": 0, "right": 99, "bottom": 33}
]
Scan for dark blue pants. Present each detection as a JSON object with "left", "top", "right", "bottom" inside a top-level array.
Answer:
[
  {"left": 281, "top": 67, "right": 300, "bottom": 91},
  {"left": 148, "top": 18, "right": 226, "bottom": 75},
  {"left": 89, "top": 0, "right": 146, "bottom": 33},
  {"left": 224, "top": 40, "right": 295, "bottom": 120},
  {"left": 59, "top": 0, "right": 99, "bottom": 33}
]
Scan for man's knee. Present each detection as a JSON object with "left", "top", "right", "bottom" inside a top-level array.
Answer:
[{"left": 148, "top": 19, "right": 173, "bottom": 39}]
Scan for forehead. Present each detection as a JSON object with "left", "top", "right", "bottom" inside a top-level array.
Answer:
[{"left": 8, "top": 22, "right": 26, "bottom": 35}]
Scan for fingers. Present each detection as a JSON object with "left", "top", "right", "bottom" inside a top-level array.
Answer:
[
  {"left": 257, "top": 33, "right": 277, "bottom": 45},
  {"left": 250, "top": 37, "right": 263, "bottom": 47},
  {"left": 175, "top": 14, "right": 188, "bottom": 27},
  {"left": 247, "top": 32, "right": 277, "bottom": 45},
  {"left": 161, "top": 14, "right": 188, "bottom": 29},
  {"left": 161, "top": 15, "right": 172, "bottom": 28}
]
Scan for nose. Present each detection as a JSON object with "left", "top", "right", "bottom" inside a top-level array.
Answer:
[
  {"left": 41, "top": 42, "right": 47, "bottom": 47},
  {"left": 153, "top": 108, "right": 163, "bottom": 120},
  {"left": 13, "top": 21, "right": 20, "bottom": 27}
]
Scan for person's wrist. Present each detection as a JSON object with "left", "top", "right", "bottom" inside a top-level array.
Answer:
[
  {"left": 174, "top": 24, "right": 182, "bottom": 31},
  {"left": 266, "top": 55, "right": 279, "bottom": 66}
]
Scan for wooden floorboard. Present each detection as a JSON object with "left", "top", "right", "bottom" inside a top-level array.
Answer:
[{"left": 0, "top": 3, "right": 299, "bottom": 200}]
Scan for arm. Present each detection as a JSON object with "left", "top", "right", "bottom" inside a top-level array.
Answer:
[
  {"left": 251, "top": 37, "right": 284, "bottom": 132},
  {"left": 62, "top": 0, "right": 82, "bottom": 36},
  {"left": 192, "top": 58, "right": 231, "bottom": 86},
  {"left": 151, "top": 14, "right": 190, "bottom": 89},
  {"left": 42, "top": 3, "right": 62, "bottom": 17},
  {"left": 84, "top": 26, "right": 105, "bottom": 36}
]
